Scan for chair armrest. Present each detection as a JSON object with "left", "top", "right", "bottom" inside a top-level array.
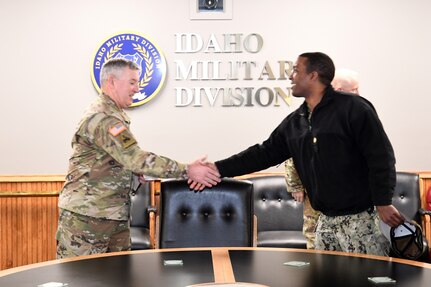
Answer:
[
  {"left": 419, "top": 208, "right": 431, "bottom": 216},
  {"left": 155, "top": 215, "right": 160, "bottom": 249},
  {"left": 148, "top": 181, "right": 158, "bottom": 249},
  {"left": 147, "top": 206, "right": 158, "bottom": 214},
  {"left": 253, "top": 215, "right": 258, "bottom": 247},
  {"left": 147, "top": 206, "right": 157, "bottom": 249}
]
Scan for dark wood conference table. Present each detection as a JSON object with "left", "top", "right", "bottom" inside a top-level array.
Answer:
[{"left": 0, "top": 247, "right": 430, "bottom": 287}]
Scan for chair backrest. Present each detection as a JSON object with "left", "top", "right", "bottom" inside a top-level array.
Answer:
[
  {"left": 247, "top": 175, "right": 303, "bottom": 232},
  {"left": 392, "top": 172, "right": 421, "bottom": 224},
  {"left": 390, "top": 172, "right": 430, "bottom": 262},
  {"left": 130, "top": 177, "right": 153, "bottom": 250},
  {"left": 158, "top": 178, "right": 254, "bottom": 248},
  {"left": 130, "top": 179, "right": 151, "bottom": 228}
]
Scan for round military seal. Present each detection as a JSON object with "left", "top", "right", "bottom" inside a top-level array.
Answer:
[{"left": 91, "top": 32, "right": 167, "bottom": 107}]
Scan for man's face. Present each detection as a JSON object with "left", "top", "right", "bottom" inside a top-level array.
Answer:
[
  {"left": 343, "top": 84, "right": 359, "bottom": 95},
  {"left": 289, "top": 57, "right": 312, "bottom": 98},
  {"left": 333, "top": 80, "right": 359, "bottom": 94},
  {"left": 111, "top": 68, "right": 140, "bottom": 108}
]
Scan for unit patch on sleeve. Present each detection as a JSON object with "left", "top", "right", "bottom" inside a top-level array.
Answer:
[{"left": 120, "top": 133, "right": 137, "bottom": 149}]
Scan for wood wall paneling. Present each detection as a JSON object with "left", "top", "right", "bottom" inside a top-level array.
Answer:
[{"left": 0, "top": 175, "right": 63, "bottom": 270}]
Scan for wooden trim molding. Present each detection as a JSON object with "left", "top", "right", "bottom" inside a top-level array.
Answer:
[
  {"left": 0, "top": 174, "right": 65, "bottom": 197},
  {"left": 211, "top": 249, "right": 236, "bottom": 283},
  {"left": 0, "top": 192, "right": 60, "bottom": 197},
  {"left": 0, "top": 174, "right": 65, "bottom": 182}
]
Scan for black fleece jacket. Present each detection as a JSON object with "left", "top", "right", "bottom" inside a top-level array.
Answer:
[{"left": 215, "top": 86, "right": 396, "bottom": 216}]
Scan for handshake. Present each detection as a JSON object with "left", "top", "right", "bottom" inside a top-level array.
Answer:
[{"left": 186, "top": 156, "right": 221, "bottom": 191}]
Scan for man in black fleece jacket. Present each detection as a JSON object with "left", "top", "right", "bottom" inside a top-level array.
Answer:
[{"left": 195, "top": 52, "right": 405, "bottom": 256}]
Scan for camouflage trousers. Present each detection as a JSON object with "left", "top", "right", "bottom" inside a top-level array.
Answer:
[
  {"left": 303, "top": 195, "right": 320, "bottom": 249},
  {"left": 56, "top": 209, "right": 131, "bottom": 259},
  {"left": 315, "top": 209, "right": 390, "bottom": 256}
]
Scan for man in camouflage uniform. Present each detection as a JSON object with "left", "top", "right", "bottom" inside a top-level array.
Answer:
[
  {"left": 56, "top": 58, "right": 220, "bottom": 258},
  {"left": 285, "top": 158, "right": 320, "bottom": 249},
  {"left": 285, "top": 69, "right": 360, "bottom": 249}
]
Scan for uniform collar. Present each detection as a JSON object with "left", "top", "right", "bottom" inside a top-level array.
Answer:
[
  {"left": 100, "top": 93, "right": 131, "bottom": 125},
  {"left": 299, "top": 85, "right": 335, "bottom": 116}
]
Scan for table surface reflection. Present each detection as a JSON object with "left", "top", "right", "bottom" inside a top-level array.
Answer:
[{"left": 0, "top": 247, "right": 430, "bottom": 287}]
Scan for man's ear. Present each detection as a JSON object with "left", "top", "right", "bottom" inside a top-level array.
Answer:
[
  {"left": 310, "top": 71, "right": 319, "bottom": 81},
  {"left": 108, "top": 75, "right": 116, "bottom": 88}
]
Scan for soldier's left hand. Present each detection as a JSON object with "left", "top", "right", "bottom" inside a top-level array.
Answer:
[{"left": 292, "top": 191, "right": 305, "bottom": 202}]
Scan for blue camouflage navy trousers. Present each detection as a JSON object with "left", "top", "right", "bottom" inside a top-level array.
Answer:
[{"left": 314, "top": 208, "right": 390, "bottom": 256}]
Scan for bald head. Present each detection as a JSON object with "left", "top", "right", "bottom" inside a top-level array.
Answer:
[{"left": 332, "top": 68, "right": 359, "bottom": 94}]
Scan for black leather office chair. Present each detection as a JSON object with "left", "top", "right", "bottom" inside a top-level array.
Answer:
[
  {"left": 130, "top": 177, "right": 156, "bottom": 250},
  {"left": 246, "top": 174, "right": 307, "bottom": 248},
  {"left": 391, "top": 172, "right": 431, "bottom": 262},
  {"left": 156, "top": 178, "right": 255, "bottom": 248}
]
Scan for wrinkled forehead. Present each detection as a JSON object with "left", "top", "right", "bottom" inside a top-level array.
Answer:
[{"left": 119, "top": 67, "right": 140, "bottom": 79}]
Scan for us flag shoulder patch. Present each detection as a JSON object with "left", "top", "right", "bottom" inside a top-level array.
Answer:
[{"left": 109, "top": 123, "right": 127, "bottom": 136}]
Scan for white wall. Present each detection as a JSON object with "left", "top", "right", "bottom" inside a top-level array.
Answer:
[{"left": 0, "top": 0, "right": 430, "bottom": 174}]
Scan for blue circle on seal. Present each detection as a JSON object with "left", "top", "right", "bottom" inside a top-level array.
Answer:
[{"left": 91, "top": 32, "right": 167, "bottom": 107}]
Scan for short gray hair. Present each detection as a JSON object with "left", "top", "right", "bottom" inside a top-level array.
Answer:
[{"left": 100, "top": 58, "right": 140, "bottom": 85}]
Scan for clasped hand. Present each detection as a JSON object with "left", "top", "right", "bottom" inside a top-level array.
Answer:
[{"left": 186, "top": 156, "right": 220, "bottom": 191}]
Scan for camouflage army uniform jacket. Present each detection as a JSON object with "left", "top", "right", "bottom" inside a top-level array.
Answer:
[
  {"left": 58, "top": 94, "right": 186, "bottom": 221},
  {"left": 284, "top": 158, "right": 306, "bottom": 194}
]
